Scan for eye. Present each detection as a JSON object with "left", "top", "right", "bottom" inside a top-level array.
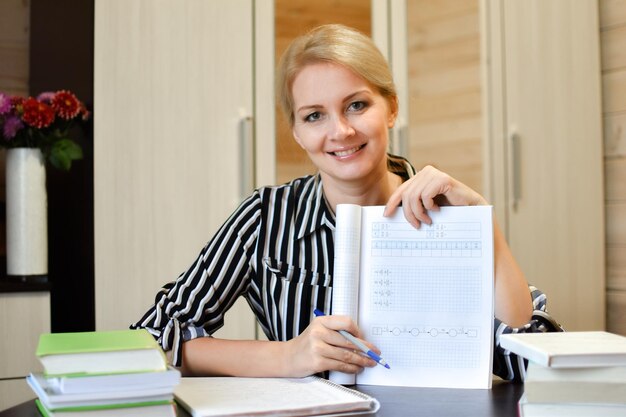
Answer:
[
  {"left": 348, "top": 101, "right": 367, "bottom": 112},
  {"left": 304, "top": 111, "right": 322, "bottom": 122}
]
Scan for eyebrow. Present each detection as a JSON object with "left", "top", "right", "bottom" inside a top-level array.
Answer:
[{"left": 295, "top": 89, "right": 373, "bottom": 114}]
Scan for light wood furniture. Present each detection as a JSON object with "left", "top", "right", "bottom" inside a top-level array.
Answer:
[
  {"left": 0, "top": 292, "right": 49, "bottom": 411},
  {"left": 378, "top": 0, "right": 605, "bottom": 331},
  {"left": 94, "top": 0, "right": 274, "bottom": 339},
  {"left": 600, "top": 0, "right": 626, "bottom": 335},
  {"left": 481, "top": 0, "right": 605, "bottom": 330}
]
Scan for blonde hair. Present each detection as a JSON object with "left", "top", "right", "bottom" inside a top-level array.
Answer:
[{"left": 277, "top": 24, "right": 397, "bottom": 127}]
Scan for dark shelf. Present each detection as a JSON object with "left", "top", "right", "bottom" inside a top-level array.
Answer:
[{"left": 0, "top": 280, "right": 51, "bottom": 293}]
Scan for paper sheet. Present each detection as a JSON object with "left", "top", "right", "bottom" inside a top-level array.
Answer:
[{"left": 333, "top": 205, "right": 494, "bottom": 389}]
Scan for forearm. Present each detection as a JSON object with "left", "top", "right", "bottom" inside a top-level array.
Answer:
[
  {"left": 179, "top": 337, "right": 290, "bottom": 377},
  {"left": 493, "top": 221, "right": 533, "bottom": 327}
]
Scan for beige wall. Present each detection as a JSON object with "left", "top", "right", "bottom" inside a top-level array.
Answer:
[{"left": 600, "top": 0, "right": 626, "bottom": 335}]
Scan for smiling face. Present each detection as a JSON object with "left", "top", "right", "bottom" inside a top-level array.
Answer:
[{"left": 291, "top": 62, "right": 397, "bottom": 187}]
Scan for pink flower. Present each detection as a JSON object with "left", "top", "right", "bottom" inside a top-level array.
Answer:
[
  {"left": 51, "top": 90, "right": 81, "bottom": 120},
  {"left": 22, "top": 97, "right": 55, "bottom": 128},
  {"left": 2, "top": 115, "right": 23, "bottom": 139},
  {"left": 36, "top": 91, "right": 55, "bottom": 104},
  {"left": 0, "top": 92, "right": 10, "bottom": 115}
]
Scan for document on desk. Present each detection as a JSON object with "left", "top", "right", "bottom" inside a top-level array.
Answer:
[
  {"left": 331, "top": 205, "right": 494, "bottom": 389},
  {"left": 174, "top": 376, "right": 380, "bottom": 416}
]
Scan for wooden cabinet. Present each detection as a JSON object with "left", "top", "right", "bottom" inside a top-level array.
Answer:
[
  {"left": 380, "top": 0, "right": 605, "bottom": 331},
  {"left": 482, "top": 0, "right": 605, "bottom": 330},
  {"left": 93, "top": 1, "right": 274, "bottom": 339},
  {"left": 0, "top": 292, "right": 50, "bottom": 410}
]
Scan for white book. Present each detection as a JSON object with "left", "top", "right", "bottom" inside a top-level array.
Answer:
[
  {"left": 524, "top": 361, "right": 626, "bottom": 404},
  {"left": 518, "top": 393, "right": 626, "bottom": 417},
  {"left": 331, "top": 205, "right": 495, "bottom": 389},
  {"left": 43, "top": 368, "right": 181, "bottom": 394},
  {"left": 500, "top": 331, "right": 626, "bottom": 368},
  {"left": 174, "top": 376, "right": 380, "bottom": 417},
  {"left": 27, "top": 373, "right": 174, "bottom": 409}
]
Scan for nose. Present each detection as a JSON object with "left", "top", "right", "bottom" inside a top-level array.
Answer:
[{"left": 328, "top": 114, "right": 355, "bottom": 141}]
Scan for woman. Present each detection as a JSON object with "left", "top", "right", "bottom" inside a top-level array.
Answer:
[{"left": 132, "top": 24, "right": 560, "bottom": 381}]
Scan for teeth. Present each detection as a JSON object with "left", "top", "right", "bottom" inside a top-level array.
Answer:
[{"left": 333, "top": 145, "right": 363, "bottom": 157}]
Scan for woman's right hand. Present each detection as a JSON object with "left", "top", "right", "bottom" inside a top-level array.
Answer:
[{"left": 283, "top": 314, "right": 379, "bottom": 377}]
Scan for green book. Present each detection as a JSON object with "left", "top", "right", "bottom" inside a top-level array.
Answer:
[
  {"left": 36, "top": 329, "right": 167, "bottom": 377},
  {"left": 35, "top": 399, "right": 176, "bottom": 417}
]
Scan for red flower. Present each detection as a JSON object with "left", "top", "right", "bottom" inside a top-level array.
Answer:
[
  {"left": 10, "top": 96, "right": 25, "bottom": 113},
  {"left": 21, "top": 98, "right": 55, "bottom": 128},
  {"left": 51, "top": 90, "right": 81, "bottom": 120}
]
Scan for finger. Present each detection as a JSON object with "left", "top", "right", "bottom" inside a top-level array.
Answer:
[
  {"left": 316, "top": 315, "right": 361, "bottom": 337},
  {"left": 331, "top": 346, "right": 378, "bottom": 369},
  {"left": 404, "top": 188, "right": 431, "bottom": 226},
  {"left": 314, "top": 338, "right": 378, "bottom": 370},
  {"left": 314, "top": 316, "right": 380, "bottom": 355},
  {"left": 401, "top": 193, "right": 421, "bottom": 228},
  {"left": 383, "top": 181, "right": 408, "bottom": 217}
]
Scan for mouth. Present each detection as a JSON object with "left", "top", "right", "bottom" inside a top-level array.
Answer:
[{"left": 329, "top": 144, "right": 365, "bottom": 157}]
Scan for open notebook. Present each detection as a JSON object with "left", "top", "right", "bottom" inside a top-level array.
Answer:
[
  {"left": 174, "top": 376, "right": 380, "bottom": 417},
  {"left": 331, "top": 204, "right": 495, "bottom": 389}
]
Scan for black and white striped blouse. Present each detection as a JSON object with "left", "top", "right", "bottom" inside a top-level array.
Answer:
[{"left": 131, "top": 155, "right": 561, "bottom": 380}]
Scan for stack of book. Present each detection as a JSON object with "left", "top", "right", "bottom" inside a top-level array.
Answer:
[
  {"left": 501, "top": 331, "right": 626, "bottom": 417},
  {"left": 27, "top": 329, "right": 180, "bottom": 417}
]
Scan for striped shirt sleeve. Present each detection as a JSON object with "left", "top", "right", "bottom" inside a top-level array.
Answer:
[
  {"left": 130, "top": 191, "right": 263, "bottom": 367},
  {"left": 492, "top": 285, "right": 564, "bottom": 381}
]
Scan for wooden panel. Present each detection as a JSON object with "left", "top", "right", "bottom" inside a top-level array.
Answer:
[
  {"left": 411, "top": 116, "right": 481, "bottom": 144},
  {"left": 601, "top": 25, "right": 626, "bottom": 71},
  {"left": 0, "top": 0, "right": 28, "bottom": 96},
  {"left": 607, "top": 290, "right": 626, "bottom": 336},
  {"left": 0, "top": 293, "right": 49, "bottom": 378},
  {"left": 408, "top": 37, "right": 480, "bottom": 74},
  {"left": 0, "top": 44, "right": 28, "bottom": 85},
  {"left": 274, "top": 0, "right": 371, "bottom": 185},
  {"left": 607, "top": 246, "right": 626, "bottom": 291},
  {"left": 605, "top": 157, "right": 626, "bottom": 201},
  {"left": 498, "top": 0, "right": 605, "bottom": 330},
  {"left": 410, "top": 90, "right": 481, "bottom": 122},
  {"left": 407, "top": 0, "right": 481, "bottom": 194},
  {"left": 410, "top": 63, "right": 480, "bottom": 98},
  {"left": 0, "top": 379, "right": 35, "bottom": 412},
  {"left": 0, "top": 0, "right": 29, "bottom": 42},
  {"left": 600, "top": 0, "right": 626, "bottom": 28},
  {"left": 94, "top": 0, "right": 257, "bottom": 339},
  {"left": 275, "top": 0, "right": 370, "bottom": 40},
  {"left": 407, "top": 9, "right": 479, "bottom": 47},
  {"left": 601, "top": 0, "right": 626, "bottom": 335},
  {"left": 604, "top": 112, "right": 626, "bottom": 158},
  {"left": 606, "top": 203, "right": 626, "bottom": 245},
  {"left": 408, "top": 0, "right": 478, "bottom": 24},
  {"left": 602, "top": 70, "right": 626, "bottom": 113}
]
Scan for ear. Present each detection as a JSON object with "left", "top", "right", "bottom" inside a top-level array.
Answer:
[
  {"left": 292, "top": 128, "right": 305, "bottom": 149},
  {"left": 387, "top": 96, "right": 399, "bottom": 128}
]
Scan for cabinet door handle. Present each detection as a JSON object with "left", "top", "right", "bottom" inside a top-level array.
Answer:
[
  {"left": 239, "top": 115, "right": 255, "bottom": 201},
  {"left": 510, "top": 131, "right": 521, "bottom": 212}
]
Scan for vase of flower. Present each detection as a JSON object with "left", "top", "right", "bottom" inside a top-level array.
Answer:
[
  {"left": 0, "top": 90, "right": 89, "bottom": 281},
  {"left": 6, "top": 148, "right": 48, "bottom": 279}
]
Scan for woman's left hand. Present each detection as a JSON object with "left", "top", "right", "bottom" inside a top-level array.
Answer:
[{"left": 384, "top": 165, "right": 488, "bottom": 228}]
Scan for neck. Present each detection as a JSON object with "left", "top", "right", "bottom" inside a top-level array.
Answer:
[{"left": 321, "top": 169, "right": 402, "bottom": 214}]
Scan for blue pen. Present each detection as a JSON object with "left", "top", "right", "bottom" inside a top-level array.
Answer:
[{"left": 313, "top": 309, "right": 390, "bottom": 369}]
